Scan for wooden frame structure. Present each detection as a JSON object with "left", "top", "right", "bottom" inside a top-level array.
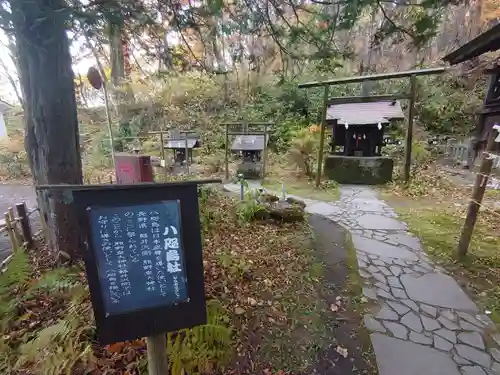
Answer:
[
  {"left": 133, "top": 130, "right": 198, "bottom": 176},
  {"left": 164, "top": 130, "right": 200, "bottom": 174},
  {"left": 443, "top": 23, "right": 500, "bottom": 258},
  {"left": 222, "top": 122, "right": 272, "bottom": 180},
  {"left": 297, "top": 67, "right": 446, "bottom": 187}
]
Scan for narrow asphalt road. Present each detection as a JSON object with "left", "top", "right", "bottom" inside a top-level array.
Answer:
[{"left": 0, "top": 185, "right": 38, "bottom": 261}]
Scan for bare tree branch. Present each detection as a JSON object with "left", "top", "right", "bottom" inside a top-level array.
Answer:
[
  {"left": 0, "top": 56, "right": 23, "bottom": 105},
  {"left": 376, "top": 0, "right": 417, "bottom": 43}
]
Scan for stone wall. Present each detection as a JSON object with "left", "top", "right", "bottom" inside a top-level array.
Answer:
[{"left": 323, "top": 155, "right": 393, "bottom": 185}]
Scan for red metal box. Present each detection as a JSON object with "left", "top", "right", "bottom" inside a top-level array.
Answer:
[{"left": 114, "top": 153, "right": 154, "bottom": 184}]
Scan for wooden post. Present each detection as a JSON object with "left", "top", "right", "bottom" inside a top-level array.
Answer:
[
  {"left": 262, "top": 123, "right": 268, "bottom": 179},
  {"left": 403, "top": 75, "right": 417, "bottom": 184},
  {"left": 331, "top": 119, "right": 336, "bottom": 154},
  {"left": 345, "top": 123, "right": 350, "bottom": 156},
  {"left": 456, "top": 128, "right": 497, "bottom": 259},
  {"left": 224, "top": 124, "right": 229, "bottom": 181},
  {"left": 315, "top": 85, "right": 329, "bottom": 187},
  {"left": 160, "top": 131, "right": 166, "bottom": 163},
  {"left": 146, "top": 334, "right": 169, "bottom": 375},
  {"left": 7, "top": 207, "right": 21, "bottom": 249},
  {"left": 16, "top": 203, "right": 32, "bottom": 248},
  {"left": 38, "top": 207, "right": 48, "bottom": 242},
  {"left": 185, "top": 135, "right": 189, "bottom": 174},
  {"left": 102, "top": 85, "right": 118, "bottom": 180},
  {"left": 223, "top": 71, "right": 229, "bottom": 103},
  {"left": 3, "top": 212, "right": 16, "bottom": 250},
  {"left": 160, "top": 131, "right": 167, "bottom": 181}
]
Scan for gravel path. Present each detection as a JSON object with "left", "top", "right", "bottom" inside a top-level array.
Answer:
[
  {"left": 224, "top": 182, "right": 500, "bottom": 375},
  {"left": 0, "top": 184, "right": 37, "bottom": 261}
]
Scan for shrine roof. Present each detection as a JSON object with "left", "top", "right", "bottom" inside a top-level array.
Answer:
[
  {"left": 164, "top": 139, "right": 200, "bottom": 149},
  {"left": 326, "top": 100, "right": 405, "bottom": 125},
  {"left": 443, "top": 23, "right": 500, "bottom": 65},
  {"left": 231, "top": 135, "right": 268, "bottom": 151}
]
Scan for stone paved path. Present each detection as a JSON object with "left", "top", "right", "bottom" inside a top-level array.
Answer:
[{"left": 224, "top": 183, "right": 500, "bottom": 375}]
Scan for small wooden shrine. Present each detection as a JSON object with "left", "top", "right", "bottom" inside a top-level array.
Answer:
[
  {"left": 231, "top": 135, "right": 269, "bottom": 179},
  {"left": 328, "top": 100, "right": 405, "bottom": 157},
  {"left": 319, "top": 100, "right": 404, "bottom": 184},
  {"left": 231, "top": 135, "right": 266, "bottom": 159},
  {"left": 164, "top": 132, "right": 201, "bottom": 164},
  {"left": 223, "top": 122, "right": 271, "bottom": 180},
  {"left": 298, "top": 67, "right": 446, "bottom": 185}
]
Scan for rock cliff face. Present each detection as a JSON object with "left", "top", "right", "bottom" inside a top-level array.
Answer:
[{"left": 344, "top": 0, "right": 484, "bottom": 73}]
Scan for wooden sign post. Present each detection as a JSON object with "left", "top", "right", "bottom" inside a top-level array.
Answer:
[
  {"left": 38, "top": 180, "right": 220, "bottom": 373},
  {"left": 147, "top": 333, "right": 169, "bottom": 375},
  {"left": 455, "top": 67, "right": 500, "bottom": 258},
  {"left": 456, "top": 127, "right": 499, "bottom": 258}
]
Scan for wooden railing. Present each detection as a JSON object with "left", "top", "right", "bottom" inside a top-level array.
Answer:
[
  {"left": 0, "top": 203, "right": 45, "bottom": 268},
  {"left": 0, "top": 175, "right": 117, "bottom": 270},
  {"left": 445, "top": 141, "right": 470, "bottom": 165},
  {"left": 446, "top": 139, "right": 500, "bottom": 170}
]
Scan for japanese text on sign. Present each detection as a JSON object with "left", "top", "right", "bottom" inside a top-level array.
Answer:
[
  {"left": 493, "top": 124, "right": 500, "bottom": 143},
  {"left": 89, "top": 200, "right": 189, "bottom": 316}
]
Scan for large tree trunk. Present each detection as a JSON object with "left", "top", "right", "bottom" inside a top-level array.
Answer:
[
  {"left": 10, "top": 0, "right": 84, "bottom": 263},
  {"left": 109, "top": 21, "right": 135, "bottom": 150},
  {"left": 158, "top": 0, "right": 173, "bottom": 73},
  {"left": 210, "top": 22, "right": 225, "bottom": 73},
  {"left": 160, "top": 32, "right": 173, "bottom": 72},
  {"left": 110, "top": 22, "right": 125, "bottom": 87}
]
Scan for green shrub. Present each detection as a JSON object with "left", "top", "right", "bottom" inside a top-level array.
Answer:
[
  {"left": 167, "top": 300, "right": 232, "bottom": 375},
  {"left": 234, "top": 182, "right": 267, "bottom": 222},
  {"left": 200, "top": 149, "right": 225, "bottom": 174},
  {"left": 16, "top": 285, "right": 94, "bottom": 375},
  {"left": 288, "top": 127, "right": 320, "bottom": 178},
  {"left": 416, "top": 73, "right": 483, "bottom": 135},
  {"left": 236, "top": 198, "right": 266, "bottom": 222},
  {"left": 0, "top": 250, "right": 30, "bottom": 323},
  {"left": 0, "top": 136, "right": 30, "bottom": 180}
]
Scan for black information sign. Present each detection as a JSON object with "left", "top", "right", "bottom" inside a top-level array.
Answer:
[
  {"left": 72, "top": 182, "right": 208, "bottom": 345},
  {"left": 88, "top": 200, "right": 189, "bottom": 316}
]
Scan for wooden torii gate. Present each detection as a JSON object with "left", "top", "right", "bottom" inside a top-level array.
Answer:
[{"left": 297, "top": 67, "right": 446, "bottom": 187}]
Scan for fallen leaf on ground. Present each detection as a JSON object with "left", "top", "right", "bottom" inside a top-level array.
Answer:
[
  {"left": 106, "top": 342, "right": 125, "bottom": 354},
  {"left": 234, "top": 307, "right": 245, "bottom": 315},
  {"left": 335, "top": 345, "right": 348, "bottom": 358},
  {"left": 18, "top": 312, "right": 32, "bottom": 322}
]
